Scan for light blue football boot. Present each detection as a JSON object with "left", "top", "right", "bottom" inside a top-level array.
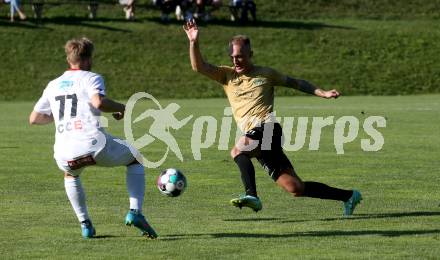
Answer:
[
  {"left": 125, "top": 210, "right": 158, "bottom": 239},
  {"left": 230, "top": 194, "right": 263, "bottom": 212},
  {"left": 80, "top": 219, "right": 96, "bottom": 239},
  {"left": 343, "top": 190, "right": 362, "bottom": 216}
]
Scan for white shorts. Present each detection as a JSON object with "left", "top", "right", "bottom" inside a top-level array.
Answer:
[{"left": 55, "top": 133, "right": 140, "bottom": 176}]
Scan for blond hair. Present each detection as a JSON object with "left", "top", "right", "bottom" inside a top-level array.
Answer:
[
  {"left": 64, "top": 37, "right": 94, "bottom": 65},
  {"left": 229, "top": 35, "right": 251, "bottom": 50}
]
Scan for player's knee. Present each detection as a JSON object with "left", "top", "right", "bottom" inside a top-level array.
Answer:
[
  {"left": 282, "top": 181, "right": 301, "bottom": 196},
  {"left": 230, "top": 146, "right": 241, "bottom": 158},
  {"left": 290, "top": 182, "right": 305, "bottom": 197},
  {"left": 277, "top": 171, "right": 304, "bottom": 196}
]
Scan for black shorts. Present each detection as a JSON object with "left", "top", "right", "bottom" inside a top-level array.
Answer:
[{"left": 245, "top": 123, "right": 294, "bottom": 181}]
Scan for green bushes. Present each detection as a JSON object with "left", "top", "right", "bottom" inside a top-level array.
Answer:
[{"left": 0, "top": 1, "right": 439, "bottom": 100}]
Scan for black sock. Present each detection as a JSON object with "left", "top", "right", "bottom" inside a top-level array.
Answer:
[
  {"left": 302, "top": 181, "right": 353, "bottom": 202},
  {"left": 234, "top": 154, "right": 257, "bottom": 197}
]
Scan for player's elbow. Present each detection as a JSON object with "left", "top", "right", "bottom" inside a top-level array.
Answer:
[
  {"left": 29, "top": 112, "right": 39, "bottom": 125},
  {"left": 191, "top": 63, "right": 201, "bottom": 72},
  {"left": 29, "top": 118, "right": 37, "bottom": 125},
  {"left": 91, "top": 95, "right": 104, "bottom": 110},
  {"left": 193, "top": 65, "right": 210, "bottom": 75},
  {"left": 191, "top": 61, "right": 206, "bottom": 73},
  {"left": 93, "top": 100, "right": 103, "bottom": 110}
]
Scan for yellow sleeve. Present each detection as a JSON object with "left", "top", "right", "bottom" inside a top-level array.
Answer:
[{"left": 205, "top": 65, "right": 233, "bottom": 85}]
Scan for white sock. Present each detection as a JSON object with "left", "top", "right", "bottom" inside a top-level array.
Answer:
[
  {"left": 64, "top": 177, "right": 89, "bottom": 222},
  {"left": 126, "top": 164, "right": 145, "bottom": 213}
]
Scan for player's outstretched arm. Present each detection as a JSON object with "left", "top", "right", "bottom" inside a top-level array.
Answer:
[
  {"left": 29, "top": 111, "right": 54, "bottom": 125},
  {"left": 183, "top": 19, "right": 202, "bottom": 71},
  {"left": 91, "top": 94, "right": 125, "bottom": 120},
  {"left": 286, "top": 77, "right": 340, "bottom": 99},
  {"left": 183, "top": 19, "right": 225, "bottom": 82}
]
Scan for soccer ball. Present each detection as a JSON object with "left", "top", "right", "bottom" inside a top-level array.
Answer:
[{"left": 157, "top": 168, "right": 187, "bottom": 197}]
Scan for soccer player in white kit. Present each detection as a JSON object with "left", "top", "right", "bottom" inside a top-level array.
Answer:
[{"left": 29, "top": 37, "right": 157, "bottom": 239}]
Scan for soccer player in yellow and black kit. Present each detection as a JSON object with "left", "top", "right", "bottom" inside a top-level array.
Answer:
[{"left": 183, "top": 19, "right": 362, "bottom": 215}]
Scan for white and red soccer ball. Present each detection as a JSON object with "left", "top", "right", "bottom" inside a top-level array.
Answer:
[{"left": 157, "top": 168, "right": 187, "bottom": 197}]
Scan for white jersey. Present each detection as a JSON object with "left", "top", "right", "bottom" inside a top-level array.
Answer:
[{"left": 34, "top": 69, "right": 107, "bottom": 161}]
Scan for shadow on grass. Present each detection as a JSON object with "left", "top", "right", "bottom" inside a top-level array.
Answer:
[
  {"left": 146, "top": 17, "right": 355, "bottom": 30},
  {"left": 321, "top": 211, "right": 440, "bottom": 222},
  {"left": 1, "top": 15, "right": 354, "bottom": 31},
  {"left": 278, "top": 211, "right": 440, "bottom": 224},
  {"left": 216, "top": 229, "right": 440, "bottom": 238},
  {"left": 223, "top": 217, "right": 283, "bottom": 222},
  {"left": 92, "top": 235, "right": 119, "bottom": 239},
  {"left": 0, "top": 18, "right": 51, "bottom": 30},
  {"left": 163, "top": 229, "right": 440, "bottom": 240},
  {"left": 8, "top": 16, "right": 134, "bottom": 32},
  {"left": 46, "top": 17, "right": 132, "bottom": 32}
]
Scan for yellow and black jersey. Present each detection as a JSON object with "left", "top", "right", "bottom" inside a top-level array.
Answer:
[{"left": 209, "top": 65, "right": 290, "bottom": 132}]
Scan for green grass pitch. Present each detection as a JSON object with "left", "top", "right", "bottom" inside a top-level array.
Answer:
[{"left": 0, "top": 95, "right": 439, "bottom": 259}]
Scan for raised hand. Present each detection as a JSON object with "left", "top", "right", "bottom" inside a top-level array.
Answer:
[{"left": 183, "top": 19, "right": 199, "bottom": 42}]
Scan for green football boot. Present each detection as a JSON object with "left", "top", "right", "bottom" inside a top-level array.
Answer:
[
  {"left": 125, "top": 210, "right": 158, "bottom": 239},
  {"left": 230, "top": 194, "right": 262, "bottom": 212},
  {"left": 343, "top": 190, "right": 362, "bottom": 216}
]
